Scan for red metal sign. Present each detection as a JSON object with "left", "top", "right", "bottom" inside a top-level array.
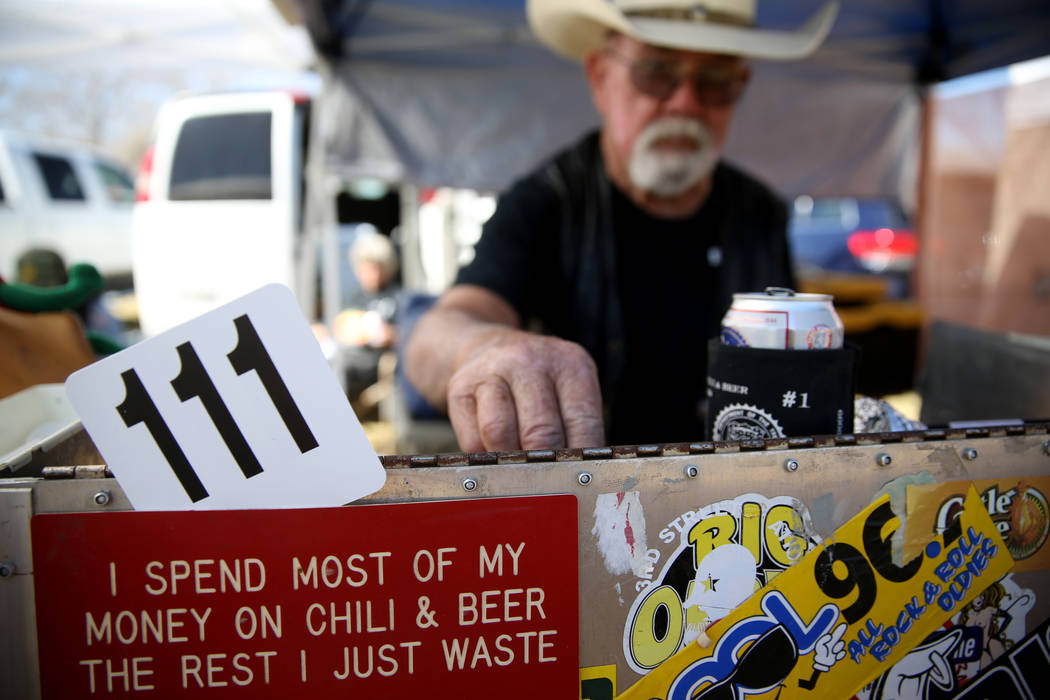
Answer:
[{"left": 31, "top": 495, "right": 579, "bottom": 698}]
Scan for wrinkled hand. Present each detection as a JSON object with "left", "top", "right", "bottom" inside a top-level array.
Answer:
[
  {"left": 812, "top": 622, "right": 847, "bottom": 672},
  {"left": 446, "top": 329, "right": 605, "bottom": 452}
]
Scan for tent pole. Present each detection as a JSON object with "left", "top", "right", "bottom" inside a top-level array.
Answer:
[
  {"left": 912, "top": 83, "right": 936, "bottom": 379},
  {"left": 301, "top": 58, "right": 347, "bottom": 391},
  {"left": 913, "top": 85, "right": 934, "bottom": 306},
  {"left": 398, "top": 183, "right": 425, "bottom": 291}
]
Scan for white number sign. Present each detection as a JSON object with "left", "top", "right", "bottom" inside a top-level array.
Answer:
[{"left": 65, "top": 284, "right": 386, "bottom": 510}]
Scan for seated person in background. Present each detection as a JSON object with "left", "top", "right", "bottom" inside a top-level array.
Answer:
[
  {"left": 405, "top": 0, "right": 838, "bottom": 452},
  {"left": 335, "top": 230, "right": 400, "bottom": 400}
]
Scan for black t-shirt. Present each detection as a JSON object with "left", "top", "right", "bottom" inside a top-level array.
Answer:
[
  {"left": 456, "top": 132, "right": 792, "bottom": 445},
  {"left": 607, "top": 183, "right": 724, "bottom": 443}
]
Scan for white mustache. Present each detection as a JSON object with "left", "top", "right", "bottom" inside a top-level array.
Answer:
[{"left": 636, "top": 116, "right": 708, "bottom": 152}]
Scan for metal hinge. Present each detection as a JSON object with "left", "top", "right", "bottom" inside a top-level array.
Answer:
[
  {"left": 380, "top": 420, "right": 1050, "bottom": 468},
  {"left": 41, "top": 465, "right": 112, "bottom": 479},
  {"left": 27, "top": 423, "right": 1050, "bottom": 475}
]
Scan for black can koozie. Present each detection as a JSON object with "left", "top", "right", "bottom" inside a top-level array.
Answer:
[{"left": 705, "top": 339, "right": 856, "bottom": 441}]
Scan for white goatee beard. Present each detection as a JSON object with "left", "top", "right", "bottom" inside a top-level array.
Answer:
[{"left": 627, "top": 117, "right": 720, "bottom": 198}]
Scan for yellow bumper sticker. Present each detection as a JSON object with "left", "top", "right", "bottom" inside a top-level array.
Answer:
[{"left": 616, "top": 485, "right": 1013, "bottom": 700}]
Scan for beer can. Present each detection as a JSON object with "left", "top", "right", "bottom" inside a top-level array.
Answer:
[{"left": 720, "top": 287, "right": 843, "bottom": 349}]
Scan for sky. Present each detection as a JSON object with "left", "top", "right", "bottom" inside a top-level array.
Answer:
[{"left": 0, "top": 0, "right": 318, "bottom": 167}]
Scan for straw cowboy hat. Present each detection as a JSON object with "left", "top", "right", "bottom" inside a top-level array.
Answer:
[{"left": 527, "top": 0, "right": 839, "bottom": 61}]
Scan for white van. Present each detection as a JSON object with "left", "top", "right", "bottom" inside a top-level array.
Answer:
[
  {"left": 132, "top": 91, "right": 310, "bottom": 336},
  {"left": 132, "top": 89, "right": 490, "bottom": 340},
  {"left": 0, "top": 130, "right": 134, "bottom": 287}
]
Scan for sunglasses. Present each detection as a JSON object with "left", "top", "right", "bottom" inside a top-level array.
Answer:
[{"left": 605, "top": 48, "right": 748, "bottom": 106}]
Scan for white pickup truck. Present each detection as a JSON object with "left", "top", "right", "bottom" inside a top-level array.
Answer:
[{"left": 0, "top": 130, "right": 135, "bottom": 287}]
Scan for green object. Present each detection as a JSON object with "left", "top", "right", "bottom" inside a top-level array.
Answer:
[
  {"left": 0, "top": 263, "right": 104, "bottom": 312},
  {"left": 1, "top": 262, "right": 123, "bottom": 356},
  {"left": 86, "top": 330, "right": 125, "bottom": 357}
]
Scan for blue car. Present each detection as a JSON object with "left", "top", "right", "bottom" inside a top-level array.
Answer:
[{"left": 788, "top": 196, "right": 917, "bottom": 298}]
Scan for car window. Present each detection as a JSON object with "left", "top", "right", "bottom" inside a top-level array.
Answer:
[
  {"left": 169, "top": 112, "right": 272, "bottom": 200},
  {"left": 855, "top": 199, "right": 909, "bottom": 229},
  {"left": 792, "top": 196, "right": 860, "bottom": 228},
  {"left": 93, "top": 160, "right": 135, "bottom": 204},
  {"left": 33, "top": 153, "right": 86, "bottom": 201}
]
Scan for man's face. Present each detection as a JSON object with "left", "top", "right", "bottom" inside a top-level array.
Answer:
[
  {"left": 355, "top": 260, "right": 389, "bottom": 293},
  {"left": 585, "top": 34, "right": 749, "bottom": 198}
]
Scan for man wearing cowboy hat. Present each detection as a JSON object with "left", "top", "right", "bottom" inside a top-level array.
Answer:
[{"left": 405, "top": 0, "right": 839, "bottom": 452}]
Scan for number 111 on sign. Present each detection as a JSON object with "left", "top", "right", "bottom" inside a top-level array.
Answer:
[{"left": 117, "top": 314, "right": 318, "bottom": 502}]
